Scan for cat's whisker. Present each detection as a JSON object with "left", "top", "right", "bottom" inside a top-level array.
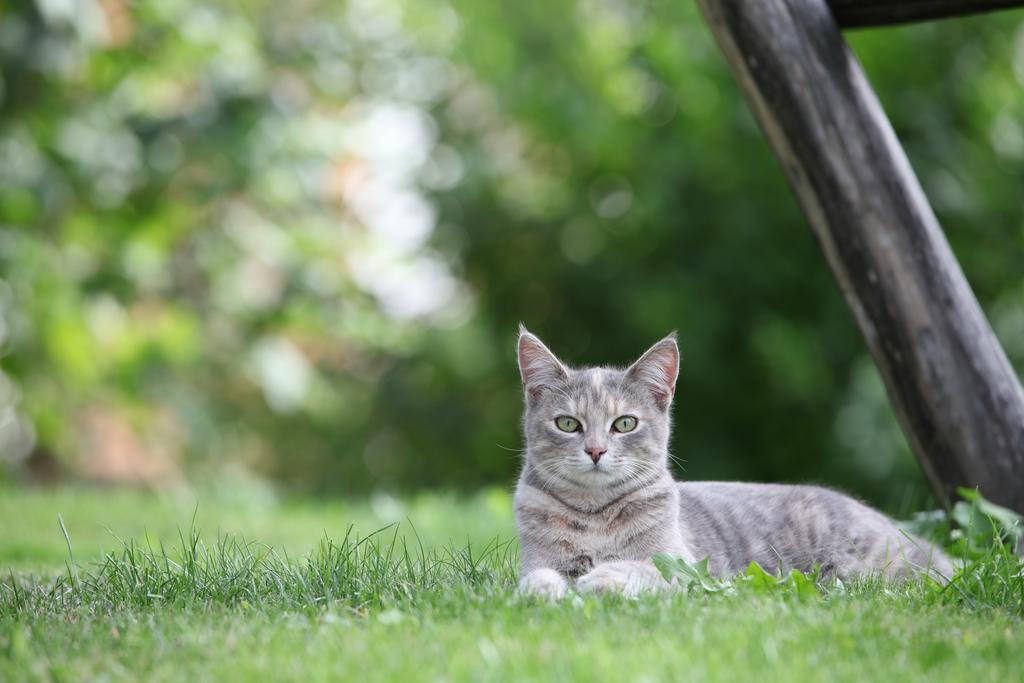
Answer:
[
  {"left": 536, "top": 460, "right": 573, "bottom": 494},
  {"left": 616, "top": 461, "right": 652, "bottom": 494},
  {"left": 666, "top": 452, "right": 687, "bottom": 474},
  {"left": 547, "top": 384, "right": 575, "bottom": 405}
]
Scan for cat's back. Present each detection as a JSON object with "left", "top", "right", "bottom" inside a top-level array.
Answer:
[
  {"left": 674, "top": 481, "right": 947, "bottom": 579},
  {"left": 677, "top": 481, "right": 847, "bottom": 516}
]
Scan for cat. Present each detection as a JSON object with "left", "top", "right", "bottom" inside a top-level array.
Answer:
[{"left": 513, "top": 327, "right": 954, "bottom": 598}]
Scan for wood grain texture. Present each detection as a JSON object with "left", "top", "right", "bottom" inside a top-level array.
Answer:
[
  {"left": 829, "top": 0, "right": 1024, "bottom": 27},
  {"left": 695, "top": 0, "right": 1024, "bottom": 512}
]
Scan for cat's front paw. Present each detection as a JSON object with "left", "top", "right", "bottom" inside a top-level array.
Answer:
[
  {"left": 518, "top": 568, "right": 569, "bottom": 600},
  {"left": 576, "top": 562, "right": 651, "bottom": 597}
]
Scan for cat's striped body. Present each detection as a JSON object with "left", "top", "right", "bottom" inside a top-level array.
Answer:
[
  {"left": 514, "top": 329, "right": 952, "bottom": 598},
  {"left": 516, "top": 468, "right": 688, "bottom": 581}
]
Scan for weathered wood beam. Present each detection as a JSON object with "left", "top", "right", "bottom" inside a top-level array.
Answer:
[
  {"left": 829, "top": 0, "right": 1024, "bottom": 28},
  {"left": 695, "top": 0, "right": 1024, "bottom": 513}
]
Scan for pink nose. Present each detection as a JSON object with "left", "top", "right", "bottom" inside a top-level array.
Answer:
[{"left": 584, "top": 447, "right": 607, "bottom": 464}]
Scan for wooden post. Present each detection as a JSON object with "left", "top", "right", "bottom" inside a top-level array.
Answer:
[
  {"left": 695, "top": 0, "right": 1024, "bottom": 512},
  {"left": 828, "top": 0, "right": 1024, "bottom": 28}
]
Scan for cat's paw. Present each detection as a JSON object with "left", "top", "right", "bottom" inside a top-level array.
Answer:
[
  {"left": 576, "top": 562, "right": 649, "bottom": 597},
  {"left": 518, "top": 568, "right": 569, "bottom": 600}
]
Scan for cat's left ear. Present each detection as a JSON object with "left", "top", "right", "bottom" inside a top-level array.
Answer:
[{"left": 624, "top": 334, "right": 679, "bottom": 410}]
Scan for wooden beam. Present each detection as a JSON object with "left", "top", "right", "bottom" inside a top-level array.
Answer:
[
  {"left": 829, "top": 0, "right": 1024, "bottom": 28},
  {"left": 695, "top": 0, "right": 1024, "bottom": 513}
]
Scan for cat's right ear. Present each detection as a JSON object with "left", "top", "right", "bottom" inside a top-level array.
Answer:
[{"left": 517, "top": 325, "right": 568, "bottom": 401}]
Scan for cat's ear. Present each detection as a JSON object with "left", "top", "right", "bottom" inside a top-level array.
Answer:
[
  {"left": 624, "top": 334, "right": 679, "bottom": 410},
  {"left": 517, "top": 325, "right": 568, "bottom": 401}
]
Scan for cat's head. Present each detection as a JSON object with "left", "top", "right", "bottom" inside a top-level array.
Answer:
[{"left": 517, "top": 326, "right": 679, "bottom": 490}]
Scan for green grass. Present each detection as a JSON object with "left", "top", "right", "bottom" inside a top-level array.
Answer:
[
  {"left": 0, "top": 484, "right": 515, "bottom": 573},
  {"left": 1, "top": 485, "right": 1023, "bottom": 682}
]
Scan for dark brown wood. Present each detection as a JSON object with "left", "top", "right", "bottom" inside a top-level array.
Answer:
[
  {"left": 829, "top": 0, "right": 1024, "bottom": 28},
  {"left": 695, "top": 0, "right": 1024, "bottom": 513}
]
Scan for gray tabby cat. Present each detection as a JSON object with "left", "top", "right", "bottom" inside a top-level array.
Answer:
[{"left": 514, "top": 327, "right": 953, "bottom": 598}]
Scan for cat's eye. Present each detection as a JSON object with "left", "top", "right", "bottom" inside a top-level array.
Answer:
[
  {"left": 611, "top": 415, "right": 638, "bottom": 433},
  {"left": 555, "top": 416, "right": 581, "bottom": 433}
]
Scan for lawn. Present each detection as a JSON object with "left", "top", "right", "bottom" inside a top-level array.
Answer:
[{"left": 2, "top": 484, "right": 1022, "bottom": 682}]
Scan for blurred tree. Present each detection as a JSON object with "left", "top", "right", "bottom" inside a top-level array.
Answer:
[{"left": 0, "top": 0, "right": 1021, "bottom": 508}]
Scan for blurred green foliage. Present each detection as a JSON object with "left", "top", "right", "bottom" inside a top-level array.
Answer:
[{"left": 1, "top": 0, "right": 1022, "bottom": 505}]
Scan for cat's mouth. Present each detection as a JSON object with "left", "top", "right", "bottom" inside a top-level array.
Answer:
[{"left": 576, "top": 465, "right": 619, "bottom": 489}]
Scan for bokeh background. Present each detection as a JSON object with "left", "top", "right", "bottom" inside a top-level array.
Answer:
[{"left": 1, "top": 0, "right": 1022, "bottom": 511}]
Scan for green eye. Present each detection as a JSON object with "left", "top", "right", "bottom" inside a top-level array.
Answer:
[
  {"left": 612, "top": 416, "right": 638, "bottom": 433},
  {"left": 555, "top": 416, "right": 581, "bottom": 432}
]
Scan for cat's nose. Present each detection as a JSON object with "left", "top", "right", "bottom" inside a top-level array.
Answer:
[{"left": 584, "top": 446, "right": 607, "bottom": 463}]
